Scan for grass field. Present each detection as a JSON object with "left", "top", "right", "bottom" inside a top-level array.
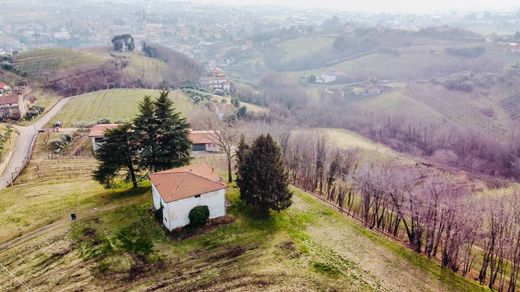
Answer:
[
  {"left": 207, "top": 92, "right": 269, "bottom": 114},
  {"left": 119, "top": 52, "right": 168, "bottom": 84},
  {"left": 0, "top": 181, "right": 485, "bottom": 291},
  {"left": 49, "top": 88, "right": 193, "bottom": 127},
  {"left": 293, "top": 127, "right": 414, "bottom": 164},
  {"left": 282, "top": 42, "right": 520, "bottom": 82},
  {"left": 13, "top": 48, "right": 109, "bottom": 79},
  {"left": 278, "top": 35, "right": 335, "bottom": 63}
]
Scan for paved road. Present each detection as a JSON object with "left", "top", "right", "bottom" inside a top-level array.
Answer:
[{"left": 0, "top": 98, "right": 70, "bottom": 189}]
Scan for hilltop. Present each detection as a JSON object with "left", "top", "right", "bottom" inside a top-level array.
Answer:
[{"left": 9, "top": 46, "right": 202, "bottom": 96}]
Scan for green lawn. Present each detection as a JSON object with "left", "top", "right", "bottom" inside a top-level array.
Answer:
[
  {"left": 0, "top": 180, "right": 487, "bottom": 291},
  {"left": 49, "top": 88, "right": 193, "bottom": 127}
]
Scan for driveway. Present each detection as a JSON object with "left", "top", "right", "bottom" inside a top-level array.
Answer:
[{"left": 0, "top": 98, "right": 70, "bottom": 189}]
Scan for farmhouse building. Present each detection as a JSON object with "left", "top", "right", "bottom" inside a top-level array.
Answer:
[
  {"left": 0, "top": 82, "right": 11, "bottom": 96},
  {"left": 199, "top": 67, "right": 231, "bottom": 93},
  {"left": 150, "top": 164, "right": 227, "bottom": 230},
  {"left": 189, "top": 130, "right": 221, "bottom": 152},
  {"left": 88, "top": 124, "right": 119, "bottom": 151},
  {"left": 316, "top": 71, "right": 338, "bottom": 83},
  {"left": 89, "top": 125, "right": 222, "bottom": 153},
  {"left": 0, "top": 94, "right": 26, "bottom": 121}
]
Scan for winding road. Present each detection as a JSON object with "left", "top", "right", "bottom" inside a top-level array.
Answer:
[{"left": 0, "top": 98, "right": 70, "bottom": 189}]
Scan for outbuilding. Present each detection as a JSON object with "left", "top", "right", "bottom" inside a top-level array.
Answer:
[
  {"left": 88, "top": 124, "right": 119, "bottom": 151},
  {"left": 150, "top": 163, "right": 227, "bottom": 230}
]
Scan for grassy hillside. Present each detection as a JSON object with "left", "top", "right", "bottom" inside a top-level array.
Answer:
[
  {"left": 0, "top": 181, "right": 485, "bottom": 291},
  {"left": 11, "top": 48, "right": 201, "bottom": 92},
  {"left": 285, "top": 44, "right": 518, "bottom": 82},
  {"left": 13, "top": 48, "right": 109, "bottom": 78},
  {"left": 49, "top": 88, "right": 193, "bottom": 127}
]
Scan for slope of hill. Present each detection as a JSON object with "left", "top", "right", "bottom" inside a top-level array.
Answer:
[
  {"left": 0, "top": 183, "right": 485, "bottom": 291},
  {"left": 13, "top": 48, "right": 109, "bottom": 79},
  {"left": 49, "top": 88, "right": 193, "bottom": 127},
  {"left": 11, "top": 47, "right": 201, "bottom": 96}
]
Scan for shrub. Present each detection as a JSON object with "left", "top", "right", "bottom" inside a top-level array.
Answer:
[
  {"left": 188, "top": 205, "right": 210, "bottom": 227},
  {"left": 97, "top": 118, "right": 111, "bottom": 124}
]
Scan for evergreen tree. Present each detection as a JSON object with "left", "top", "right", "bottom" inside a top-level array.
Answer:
[
  {"left": 94, "top": 124, "right": 139, "bottom": 188},
  {"left": 133, "top": 96, "right": 158, "bottom": 172},
  {"left": 235, "top": 134, "right": 249, "bottom": 179},
  {"left": 153, "top": 91, "right": 192, "bottom": 171},
  {"left": 237, "top": 134, "right": 292, "bottom": 215}
]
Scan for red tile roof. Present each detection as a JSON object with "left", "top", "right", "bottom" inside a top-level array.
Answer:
[
  {"left": 189, "top": 130, "right": 218, "bottom": 145},
  {"left": 88, "top": 124, "right": 119, "bottom": 137},
  {"left": 0, "top": 95, "right": 19, "bottom": 106},
  {"left": 149, "top": 163, "right": 226, "bottom": 203},
  {"left": 0, "top": 82, "right": 7, "bottom": 89}
]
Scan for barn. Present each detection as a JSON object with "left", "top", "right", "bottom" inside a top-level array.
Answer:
[{"left": 150, "top": 163, "right": 227, "bottom": 230}]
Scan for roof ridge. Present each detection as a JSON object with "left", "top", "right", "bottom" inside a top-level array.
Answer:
[
  {"left": 170, "top": 171, "right": 189, "bottom": 195},
  {"left": 187, "top": 171, "right": 226, "bottom": 187}
]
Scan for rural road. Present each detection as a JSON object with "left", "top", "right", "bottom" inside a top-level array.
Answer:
[{"left": 0, "top": 98, "right": 70, "bottom": 189}]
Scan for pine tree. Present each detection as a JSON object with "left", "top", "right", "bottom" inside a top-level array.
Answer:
[
  {"left": 237, "top": 134, "right": 292, "bottom": 215},
  {"left": 235, "top": 134, "right": 249, "bottom": 181},
  {"left": 94, "top": 124, "right": 139, "bottom": 188},
  {"left": 133, "top": 96, "right": 158, "bottom": 172},
  {"left": 153, "top": 91, "right": 192, "bottom": 171}
]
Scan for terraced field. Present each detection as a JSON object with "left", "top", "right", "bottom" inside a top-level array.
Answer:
[
  {"left": 49, "top": 88, "right": 193, "bottom": 127},
  {"left": 13, "top": 48, "right": 109, "bottom": 79},
  {"left": 500, "top": 94, "right": 520, "bottom": 120}
]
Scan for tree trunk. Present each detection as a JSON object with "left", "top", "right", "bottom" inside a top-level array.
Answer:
[{"left": 227, "top": 154, "right": 233, "bottom": 183}]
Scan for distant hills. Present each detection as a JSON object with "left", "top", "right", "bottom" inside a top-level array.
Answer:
[{"left": 8, "top": 46, "right": 202, "bottom": 96}]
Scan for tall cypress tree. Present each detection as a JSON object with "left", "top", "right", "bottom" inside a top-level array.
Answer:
[
  {"left": 133, "top": 96, "right": 158, "bottom": 172},
  {"left": 237, "top": 134, "right": 292, "bottom": 215},
  {"left": 94, "top": 123, "right": 139, "bottom": 188},
  {"left": 235, "top": 135, "right": 249, "bottom": 173},
  {"left": 153, "top": 91, "right": 192, "bottom": 171}
]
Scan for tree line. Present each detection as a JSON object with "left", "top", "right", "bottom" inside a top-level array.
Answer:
[{"left": 282, "top": 130, "right": 520, "bottom": 291}]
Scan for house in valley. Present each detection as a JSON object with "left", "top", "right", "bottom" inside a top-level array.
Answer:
[
  {"left": 189, "top": 130, "right": 221, "bottom": 152},
  {"left": 150, "top": 163, "right": 227, "bottom": 230},
  {"left": 88, "top": 124, "right": 119, "bottom": 151},
  {"left": 199, "top": 67, "right": 231, "bottom": 93},
  {"left": 316, "top": 71, "right": 338, "bottom": 84}
]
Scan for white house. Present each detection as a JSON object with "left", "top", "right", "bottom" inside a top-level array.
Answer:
[
  {"left": 88, "top": 124, "right": 119, "bottom": 151},
  {"left": 189, "top": 130, "right": 221, "bottom": 152},
  {"left": 316, "top": 71, "right": 338, "bottom": 84},
  {"left": 149, "top": 163, "right": 227, "bottom": 230}
]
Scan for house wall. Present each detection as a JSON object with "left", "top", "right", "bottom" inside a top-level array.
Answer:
[
  {"left": 91, "top": 137, "right": 105, "bottom": 152},
  {"left": 205, "top": 143, "right": 221, "bottom": 152},
  {"left": 162, "top": 189, "right": 226, "bottom": 230}
]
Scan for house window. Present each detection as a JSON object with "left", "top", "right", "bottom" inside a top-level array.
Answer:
[{"left": 195, "top": 194, "right": 201, "bottom": 198}]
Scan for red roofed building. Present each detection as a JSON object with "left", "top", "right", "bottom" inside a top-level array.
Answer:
[
  {"left": 150, "top": 163, "right": 227, "bottom": 230},
  {"left": 0, "top": 82, "right": 11, "bottom": 96},
  {"left": 189, "top": 130, "right": 221, "bottom": 152},
  {"left": 88, "top": 124, "right": 119, "bottom": 151},
  {"left": 0, "top": 94, "right": 26, "bottom": 120}
]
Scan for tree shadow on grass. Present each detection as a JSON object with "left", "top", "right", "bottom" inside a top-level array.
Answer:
[{"left": 102, "top": 185, "right": 151, "bottom": 202}]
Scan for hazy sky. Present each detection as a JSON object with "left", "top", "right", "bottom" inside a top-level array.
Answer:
[{"left": 195, "top": 0, "right": 520, "bottom": 13}]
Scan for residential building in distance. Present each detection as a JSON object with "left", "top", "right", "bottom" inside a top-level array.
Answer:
[
  {"left": 199, "top": 67, "right": 231, "bottom": 93},
  {"left": 189, "top": 130, "right": 221, "bottom": 152},
  {"left": 88, "top": 124, "right": 119, "bottom": 151}
]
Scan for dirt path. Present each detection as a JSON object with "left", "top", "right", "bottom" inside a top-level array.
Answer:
[{"left": 0, "top": 97, "right": 70, "bottom": 189}]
